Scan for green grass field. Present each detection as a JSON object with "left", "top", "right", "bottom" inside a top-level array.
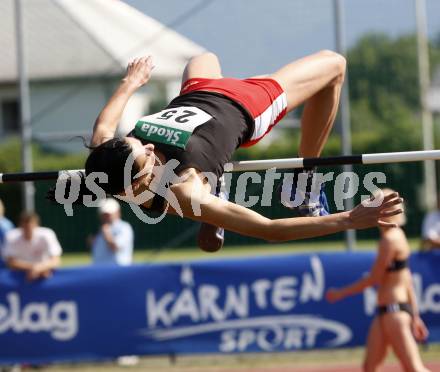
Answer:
[{"left": 61, "top": 238, "right": 423, "bottom": 267}]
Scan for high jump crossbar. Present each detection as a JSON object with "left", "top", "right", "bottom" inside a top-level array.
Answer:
[{"left": 0, "top": 149, "right": 439, "bottom": 183}]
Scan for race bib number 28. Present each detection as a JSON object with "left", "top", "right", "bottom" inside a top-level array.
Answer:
[{"left": 134, "top": 106, "right": 212, "bottom": 149}]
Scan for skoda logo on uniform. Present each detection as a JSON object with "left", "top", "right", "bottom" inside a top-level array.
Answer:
[{"left": 135, "top": 106, "right": 213, "bottom": 149}]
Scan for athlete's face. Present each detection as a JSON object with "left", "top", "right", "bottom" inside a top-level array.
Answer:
[{"left": 124, "top": 137, "right": 156, "bottom": 190}]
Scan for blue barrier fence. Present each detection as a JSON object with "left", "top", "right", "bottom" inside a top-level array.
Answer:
[{"left": 0, "top": 251, "right": 439, "bottom": 364}]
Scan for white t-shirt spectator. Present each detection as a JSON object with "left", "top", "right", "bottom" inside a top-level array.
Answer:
[
  {"left": 2, "top": 227, "right": 62, "bottom": 263},
  {"left": 92, "top": 220, "right": 133, "bottom": 266},
  {"left": 422, "top": 211, "right": 440, "bottom": 242}
]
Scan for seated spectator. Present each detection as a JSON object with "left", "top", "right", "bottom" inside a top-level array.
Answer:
[
  {"left": 421, "top": 197, "right": 440, "bottom": 250},
  {"left": 89, "top": 198, "right": 134, "bottom": 266},
  {"left": 2, "top": 212, "right": 62, "bottom": 281},
  {"left": 0, "top": 198, "right": 14, "bottom": 254}
]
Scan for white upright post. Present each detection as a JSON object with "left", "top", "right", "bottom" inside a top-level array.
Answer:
[
  {"left": 334, "top": 0, "right": 356, "bottom": 250},
  {"left": 14, "top": 0, "right": 34, "bottom": 212},
  {"left": 415, "top": 0, "right": 437, "bottom": 210}
]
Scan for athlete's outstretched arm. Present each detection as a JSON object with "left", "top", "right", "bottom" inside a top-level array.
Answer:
[
  {"left": 169, "top": 182, "right": 403, "bottom": 242},
  {"left": 90, "top": 56, "right": 154, "bottom": 147}
]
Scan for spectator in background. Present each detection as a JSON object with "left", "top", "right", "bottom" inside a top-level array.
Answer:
[
  {"left": 326, "top": 189, "right": 429, "bottom": 372},
  {"left": 421, "top": 197, "right": 440, "bottom": 250},
  {"left": 3, "top": 212, "right": 62, "bottom": 281},
  {"left": 89, "top": 198, "right": 134, "bottom": 266},
  {"left": 0, "top": 199, "right": 14, "bottom": 253},
  {"left": 89, "top": 198, "right": 138, "bottom": 367}
]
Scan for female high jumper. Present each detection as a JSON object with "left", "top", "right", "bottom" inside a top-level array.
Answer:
[{"left": 77, "top": 51, "right": 403, "bottom": 251}]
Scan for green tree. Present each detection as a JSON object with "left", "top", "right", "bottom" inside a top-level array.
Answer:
[
  {"left": 0, "top": 138, "right": 87, "bottom": 223},
  {"left": 348, "top": 34, "right": 422, "bottom": 112},
  {"left": 348, "top": 33, "right": 440, "bottom": 152}
]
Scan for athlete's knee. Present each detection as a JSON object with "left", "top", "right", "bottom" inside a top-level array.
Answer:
[
  {"left": 317, "top": 49, "right": 346, "bottom": 66},
  {"left": 191, "top": 52, "right": 219, "bottom": 64},
  {"left": 317, "top": 49, "right": 346, "bottom": 84}
]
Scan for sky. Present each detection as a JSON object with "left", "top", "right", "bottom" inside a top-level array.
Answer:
[{"left": 125, "top": 0, "right": 440, "bottom": 77}]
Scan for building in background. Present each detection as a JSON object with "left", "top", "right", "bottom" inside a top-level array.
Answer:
[{"left": 0, "top": 0, "right": 204, "bottom": 152}]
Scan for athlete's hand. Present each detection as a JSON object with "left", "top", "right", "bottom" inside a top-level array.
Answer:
[
  {"left": 123, "top": 56, "right": 155, "bottom": 89},
  {"left": 348, "top": 191, "right": 403, "bottom": 229},
  {"left": 412, "top": 316, "right": 429, "bottom": 342},
  {"left": 325, "top": 288, "right": 344, "bottom": 303}
]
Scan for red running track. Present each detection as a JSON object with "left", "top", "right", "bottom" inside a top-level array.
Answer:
[{"left": 216, "top": 361, "right": 440, "bottom": 371}]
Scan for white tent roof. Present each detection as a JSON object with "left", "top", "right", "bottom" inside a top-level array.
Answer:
[{"left": 0, "top": 0, "right": 205, "bottom": 83}]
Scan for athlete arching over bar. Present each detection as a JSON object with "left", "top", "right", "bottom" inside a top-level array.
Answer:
[{"left": 79, "top": 51, "right": 402, "bottom": 251}]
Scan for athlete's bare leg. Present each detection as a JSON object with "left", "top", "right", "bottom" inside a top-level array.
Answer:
[
  {"left": 270, "top": 50, "right": 346, "bottom": 157},
  {"left": 182, "top": 52, "right": 223, "bottom": 85},
  {"left": 382, "top": 312, "right": 430, "bottom": 372},
  {"left": 363, "top": 317, "right": 389, "bottom": 372}
]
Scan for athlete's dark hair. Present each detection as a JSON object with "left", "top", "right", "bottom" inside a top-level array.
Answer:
[
  {"left": 47, "top": 138, "right": 140, "bottom": 204},
  {"left": 85, "top": 138, "right": 140, "bottom": 195}
]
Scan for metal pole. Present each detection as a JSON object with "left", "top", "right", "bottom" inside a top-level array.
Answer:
[
  {"left": 415, "top": 0, "right": 437, "bottom": 210},
  {"left": 334, "top": 0, "right": 356, "bottom": 251},
  {"left": 14, "top": 0, "right": 34, "bottom": 212}
]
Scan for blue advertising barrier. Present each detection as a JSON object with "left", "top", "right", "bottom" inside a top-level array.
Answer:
[{"left": 0, "top": 251, "right": 439, "bottom": 364}]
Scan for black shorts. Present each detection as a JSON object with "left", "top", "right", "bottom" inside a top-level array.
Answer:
[{"left": 377, "top": 303, "right": 413, "bottom": 317}]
